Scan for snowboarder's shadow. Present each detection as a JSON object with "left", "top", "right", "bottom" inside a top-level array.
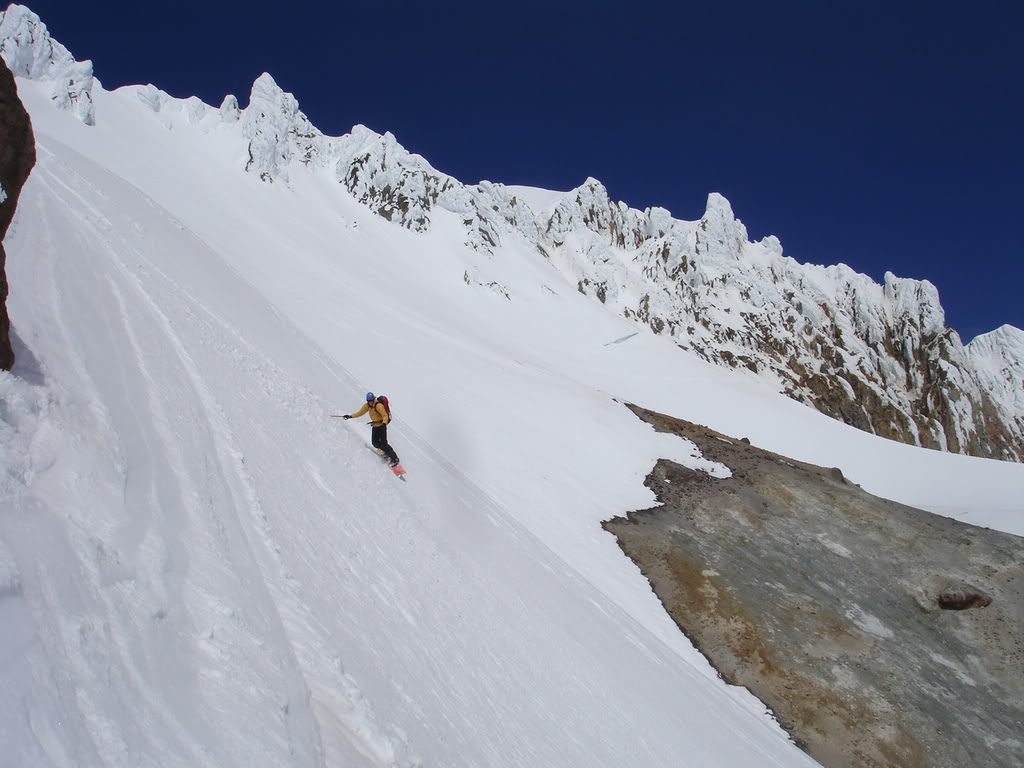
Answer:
[
  {"left": 10, "top": 327, "right": 45, "bottom": 386},
  {"left": 424, "top": 406, "right": 478, "bottom": 476}
]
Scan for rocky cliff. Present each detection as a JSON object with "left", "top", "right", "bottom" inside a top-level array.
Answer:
[
  {"left": 3, "top": 3, "right": 1021, "bottom": 459},
  {"left": 0, "top": 53, "right": 35, "bottom": 370}
]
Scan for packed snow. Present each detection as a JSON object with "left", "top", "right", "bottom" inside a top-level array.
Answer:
[{"left": 1, "top": 6, "right": 1022, "bottom": 767}]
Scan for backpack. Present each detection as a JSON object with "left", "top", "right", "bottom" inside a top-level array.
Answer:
[{"left": 378, "top": 395, "right": 392, "bottom": 421}]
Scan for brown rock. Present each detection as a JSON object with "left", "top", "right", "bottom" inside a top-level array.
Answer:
[
  {"left": 0, "top": 57, "right": 37, "bottom": 370},
  {"left": 937, "top": 586, "right": 993, "bottom": 610}
]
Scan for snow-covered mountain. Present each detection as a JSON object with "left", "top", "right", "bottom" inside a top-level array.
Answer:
[
  {"left": 237, "top": 71, "right": 1021, "bottom": 464},
  {"left": 1, "top": 5, "right": 1022, "bottom": 767},
  {"left": 5, "top": 4, "right": 1021, "bottom": 463},
  {"left": 237, "top": 52, "right": 1024, "bottom": 464}
]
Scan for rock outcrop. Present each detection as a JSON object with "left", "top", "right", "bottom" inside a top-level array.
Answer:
[
  {"left": 605, "top": 405, "right": 1024, "bottom": 768},
  {"left": 0, "top": 55, "right": 35, "bottom": 370}
]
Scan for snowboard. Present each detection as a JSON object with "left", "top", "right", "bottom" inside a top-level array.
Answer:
[{"left": 369, "top": 447, "right": 407, "bottom": 480}]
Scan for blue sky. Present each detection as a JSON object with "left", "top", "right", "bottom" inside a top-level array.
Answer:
[{"left": 30, "top": 0, "right": 1022, "bottom": 340}]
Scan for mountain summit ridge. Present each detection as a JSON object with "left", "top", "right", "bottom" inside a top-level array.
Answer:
[{"left": 2, "top": 3, "right": 1021, "bottom": 461}]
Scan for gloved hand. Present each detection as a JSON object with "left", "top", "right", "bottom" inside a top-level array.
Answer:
[{"left": 342, "top": 414, "right": 352, "bottom": 419}]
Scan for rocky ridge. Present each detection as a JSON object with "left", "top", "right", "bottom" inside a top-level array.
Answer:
[{"left": 3, "top": 3, "right": 1021, "bottom": 460}]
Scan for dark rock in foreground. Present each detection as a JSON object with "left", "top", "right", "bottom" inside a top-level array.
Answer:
[
  {"left": 605, "top": 405, "right": 1024, "bottom": 768},
  {"left": 0, "top": 55, "right": 36, "bottom": 371}
]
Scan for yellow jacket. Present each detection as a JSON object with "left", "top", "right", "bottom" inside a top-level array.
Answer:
[{"left": 350, "top": 400, "right": 390, "bottom": 426}]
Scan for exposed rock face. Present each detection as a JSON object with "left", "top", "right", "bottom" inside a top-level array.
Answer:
[
  {"left": 605, "top": 405, "right": 1024, "bottom": 768},
  {"left": 0, "top": 55, "right": 35, "bottom": 370},
  {"left": 3, "top": 5, "right": 1021, "bottom": 460}
]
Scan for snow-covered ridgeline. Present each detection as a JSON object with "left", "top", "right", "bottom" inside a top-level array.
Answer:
[
  {"left": 2, "top": 2, "right": 1021, "bottom": 461},
  {"left": 236, "top": 72, "right": 543, "bottom": 252},
  {"left": 534, "top": 180, "right": 1024, "bottom": 461},
  {"left": 207, "top": 68, "right": 1024, "bottom": 460}
]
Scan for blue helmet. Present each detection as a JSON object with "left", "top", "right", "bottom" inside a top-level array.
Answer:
[{"left": 365, "top": 392, "right": 375, "bottom": 402}]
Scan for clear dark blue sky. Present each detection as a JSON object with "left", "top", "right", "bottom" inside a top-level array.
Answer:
[{"left": 31, "top": 0, "right": 1022, "bottom": 340}]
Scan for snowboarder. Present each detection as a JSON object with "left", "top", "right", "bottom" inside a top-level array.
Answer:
[{"left": 343, "top": 392, "right": 400, "bottom": 467}]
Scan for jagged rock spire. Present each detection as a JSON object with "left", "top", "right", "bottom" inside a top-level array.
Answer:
[{"left": 0, "top": 4, "right": 94, "bottom": 125}]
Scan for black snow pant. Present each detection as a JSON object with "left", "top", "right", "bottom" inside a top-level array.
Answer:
[{"left": 372, "top": 424, "right": 399, "bottom": 465}]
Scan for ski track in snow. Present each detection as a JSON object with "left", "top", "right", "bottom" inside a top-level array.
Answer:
[{"left": 5, "top": 148, "right": 392, "bottom": 767}]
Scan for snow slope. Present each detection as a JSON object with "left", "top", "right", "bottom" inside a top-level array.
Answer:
[
  {"left": 1, "top": 79, "right": 813, "bottom": 768},
  {"left": 1, "top": 8, "right": 1023, "bottom": 768}
]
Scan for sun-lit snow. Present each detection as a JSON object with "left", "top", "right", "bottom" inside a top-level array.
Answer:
[
  {"left": 504, "top": 184, "right": 569, "bottom": 217},
  {"left": 1, "top": 6, "right": 1022, "bottom": 768}
]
